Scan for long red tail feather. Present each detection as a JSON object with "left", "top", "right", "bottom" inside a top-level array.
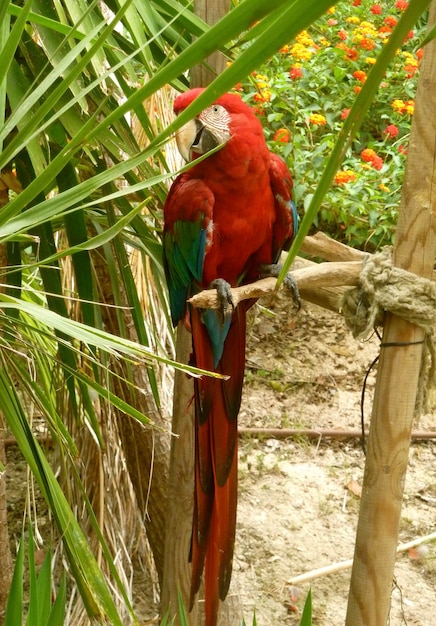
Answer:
[{"left": 189, "top": 304, "right": 248, "bottom": 625}]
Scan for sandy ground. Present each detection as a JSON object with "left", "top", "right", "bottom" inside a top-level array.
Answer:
[{"left": 230, "top": 295, "right": 436, "bottom": 625}]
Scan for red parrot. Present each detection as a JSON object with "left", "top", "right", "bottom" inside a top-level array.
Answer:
[{"left": 163, "top": 88, "right": 298, "bottom": 625}]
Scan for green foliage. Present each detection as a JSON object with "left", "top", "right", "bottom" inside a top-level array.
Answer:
[
  {"left": 5, "top": 529, "right": 66, "bottom": 626},
  {"left": 239, "top": 0, "right": 427, "bottom": 250},
  {"left": 299, "top": 588, "right": 313, "bottom": 626}
]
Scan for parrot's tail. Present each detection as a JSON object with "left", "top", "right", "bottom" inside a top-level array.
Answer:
[{"left": 189, "top": 303, "right": 249, "bottom": 626}]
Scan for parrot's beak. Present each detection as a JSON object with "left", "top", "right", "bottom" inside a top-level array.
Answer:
[{"left": 176, "top": 119, "right": 220, "bottom": 162}]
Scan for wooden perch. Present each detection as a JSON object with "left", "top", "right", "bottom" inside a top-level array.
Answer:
[
  {"left": 188, "top": 232, "right": 436, "bottom": 315},
  {"left": 188, "top": 260, "right": 363, "bottom": 310}
]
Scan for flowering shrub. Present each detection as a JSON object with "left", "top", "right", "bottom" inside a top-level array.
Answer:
[{"left": 238, "top": 0, "right": 427, "bottom": 250}]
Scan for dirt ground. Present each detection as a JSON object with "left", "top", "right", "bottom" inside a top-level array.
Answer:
[{"left": 230, "top": 293, "right": 436, "bottom": 625}]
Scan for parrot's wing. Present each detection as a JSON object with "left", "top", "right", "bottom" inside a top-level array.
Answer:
[
  {"left": 163, "top": 175, "right": 214, "bottom": 325},
  {"left": 269, "top": 152, "right": 298, "bottom": 261}
]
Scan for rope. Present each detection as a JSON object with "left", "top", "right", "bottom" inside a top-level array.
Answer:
[{"left": 341, "top": 247, "right": 436, "bottom": 414}]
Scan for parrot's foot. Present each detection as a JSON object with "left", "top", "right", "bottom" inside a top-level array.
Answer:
[
  {"left": 261, "top": 263, "right": 301, "bottom": 310},
  {"left": 210, "top": 278, "right": 234, "bottom": 321}
]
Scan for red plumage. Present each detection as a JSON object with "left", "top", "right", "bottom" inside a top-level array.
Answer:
[{"left": 163, "top": 88, "right": 297, "bottom": 625}]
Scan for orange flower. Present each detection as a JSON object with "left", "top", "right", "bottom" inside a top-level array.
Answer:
[
  {"left": 361, "top": 148, "right": 383, "bottom": 170},
  {"left": 404, "top": 64, "right": 418, "bottom": 79},
  {"left": 353, "top": 70, "right": 367, "bottom": 82},
  {"left": 273, "top": 128, "right": 291, "bottom": 143},
  {"left": 361, "top": 148, "right": 377, "bottom": 163},
  {"left": 334, "top": 170, "right": 356, "bottom": 185}
]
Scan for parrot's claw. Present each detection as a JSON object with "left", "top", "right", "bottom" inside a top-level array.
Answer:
[
  {"left": 260, "top": 263, "right": 301, "bottom": 310},
  {"left": 210, "top": 278, "right": 234, "bottom": 321}
]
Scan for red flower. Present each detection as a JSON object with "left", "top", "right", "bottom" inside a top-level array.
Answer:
[
  {"left": 370, "top": 4, "right": 382, "bottom": 14},
  {"left": 395, "top": 0, "right": 408, "bottom": 9},
  {"left": 327, "top": 18, "right": 338, "bottom": 26},
  {"left": 371, "top": 155, "right": 384, "bottom": 170},
  {"left": 398, "top": 144, "right": 408, "bottom": 155},
  {"left": 353, "top": 85, "right": 362, "bottom": 94},
  {"left": 289, "top": 66, "right": 303, "bottom": 80},
  {"left": 338, "top": 29, "right": 348, "bottom": 40},
  {"left": 416, "top": 48, "right": 424, "bottom": 61},
  {"left": 341, "top": 108, "right": 351, "bottom": 120},
  {"left": 353, "top": 0, "right": 362, "bottom": 5},
  {"left": 403, "top": 30, "right": 414, "bottom": 42},
  {"left": 384, "top": 16, "right": 398, "bottom": 27},
  {"left": 384, "top": 124, "right": 399, "bottom": 139}
]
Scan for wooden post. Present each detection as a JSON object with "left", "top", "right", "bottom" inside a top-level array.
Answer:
[
  {"left": 191, "top": 0, "right": 230, "bottom": 87},
  {"left": 345, "top": 3, "right": 436, "bottom": 625},
  {"left": 161, "top": 327, "right": 197, "bottom": 624}
]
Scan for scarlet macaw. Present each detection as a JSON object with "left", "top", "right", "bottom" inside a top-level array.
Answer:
[{"left": 163, "top": 88, "right": 298, "bottom": 625}]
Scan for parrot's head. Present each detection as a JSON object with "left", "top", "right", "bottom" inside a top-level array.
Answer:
[{"left": 173, "top": 88, "right": 257, "bottom": 163}]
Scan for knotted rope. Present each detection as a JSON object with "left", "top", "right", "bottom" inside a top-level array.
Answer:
[{"left": 341, "top": 247, "right": 436, "bottom": 413}]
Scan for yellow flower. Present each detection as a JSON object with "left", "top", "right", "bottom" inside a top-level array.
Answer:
[
  {"left": 290, "top": 42, "right": 313, "bottom": 61},
  {"left": 296, "top": 30, "right": 315, "bottom": 47},
  {"left": 327, "top": 6, "right": 336, "bottom": 13},
  {"left": 346, "top": 16, "right": 360, "bottom": 24},
  {"left": 379, "top": 184, "right": 391, "bottom": 193},
  {"left": 308, "top": 113, "right": 327, "bottom": 126},
  {"left": 392, "top": 99, "right": 405, "bottom": 112},
  {"left": 365, "top": 57, "right": 377, "bottom": 64},
  {"left": 402, "top": 51, "right": 418, "bottom": 66},
  {"left": 319, "top": 37, "right": 330, "bottom": 47}
]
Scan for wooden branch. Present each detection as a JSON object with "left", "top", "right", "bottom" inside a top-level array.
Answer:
[
  {"left": 238, "top": 428, "right": 436, "bottom": 441},
  {"left": 287, "top": 531, "right": 436, "bottom": 586},
  {"left": 301, "top": 232, "right": 366, "bottom": 262},
  {"left": 188, "top": 260, "right": 363, "bottom": 310}
]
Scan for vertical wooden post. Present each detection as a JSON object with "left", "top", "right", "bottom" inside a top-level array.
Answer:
[
  {"left": 345, "top": 3, "right": 436, "bottom": 625},
  {"left": 161, "top": 327, "right": 197, "bottom": 625},
  {"left": 191, "top": 0, "right": 230, "bottom": 87}
]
